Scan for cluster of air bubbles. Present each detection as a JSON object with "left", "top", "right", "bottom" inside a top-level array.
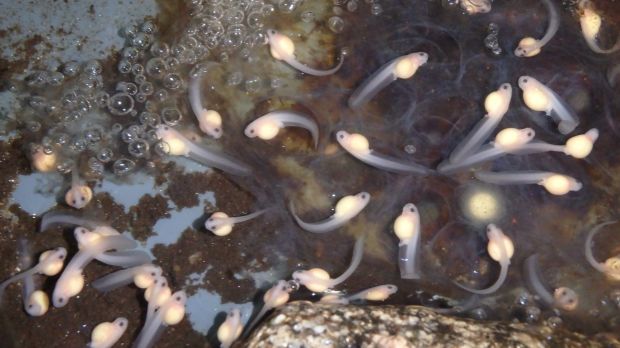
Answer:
[
  {"left": 184, "top": 0, "right": 274, "bottom": 60},
  {"left": 484, "top": 23, "right": 502, "bottom": 55},
  {"left": 323, "top": 0, "right": 382, "bottom": 34}
]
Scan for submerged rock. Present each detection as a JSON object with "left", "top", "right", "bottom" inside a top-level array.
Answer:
[{"left": 247, "top": 301, "right": 619, "bottom": 347}]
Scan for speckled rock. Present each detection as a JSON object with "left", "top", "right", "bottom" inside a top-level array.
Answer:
[{"left": 247, "top": 302, "right": 620, "bottom": 348}]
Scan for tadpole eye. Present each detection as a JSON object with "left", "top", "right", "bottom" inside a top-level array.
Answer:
[
  {"left": 214, "top": 128, "right": 220, "bottom": 132},
  {"left": 58, "top": 298, "right": 64, "bottom": 303},
  {"left": 527, "top": 131, "right": 533, "bottom": 136},
  {"left": 28, "top": 304, "right": 33, "bottom": 309},
  {"left": 176, "top": 296, "right": 181, "bottom": 301},
  {"left": 523, "top": 78, "right": 528, "bottom": 83},
  {"left": 503, "top": 85, "right": 508, "bottom": 90},
  {"left": 81, "top": 197, "right": 85, "bottom": 201},
  {"left": 72, "top": 199, "right": 76, "bottom": 205},
  {"left": 338, "top": 133, "right": 344, "bottom": 139},
  {"left": 119, "top": 322, "right": 124, "bottom": 327},
  {"left": 59, "top": 255, "right": 64, "bottom": 259},
  {"left": 250, "top": 129, "right": 254, "bottom": 134}
]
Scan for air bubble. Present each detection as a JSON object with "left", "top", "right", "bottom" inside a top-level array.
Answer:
[
  {"left": 154, "top": 141, "right": 170, "bottom": 156},
  {"left": 107, "top": 93, "right": 135, "bottom": 116},
  {"left": 301, "top": 11, "right": 314, "bottom": 22},
  {"left": 62, "top": 61, "right": 80, "bottom": 76},
  {"left": 84, "top": 60, "right": 102, "bottom": 76},
  {"left": 163, "top": 73, "right": 182, "bottom": 90},
  {"left": 140, "top": 82, "right": 154, "bottom": 95},
  {"left": 121, "top": 125, "right": 143, "bottom": 143},
  {"left": 328, "top": 16, "right": 345, "bottom": 33},
  {"left": 347, "top": 0, "right": 358, "bottom": 11},
  {"left": 97, "top": 148, "right": 114, "bottom": 163},
  {"left": 128, "top": 139, "right": 150, "bottom": 158},
  {"left": 132, "top": 64, "right": 145, "bottom": 75},
  {"left": 27, "top": 121, "right": 41, "bottom": 132},
  {"left": 141, "top": 21, "right": 157, "bottom": 34},
  {"left": 524, "top": 306, "right": 541, "bottom": 323},
  {"left": 162, "top": 107, "right": 182, "bottom": 126},
  {"left": 48, "top": 72, "right": 65, "bottom": 86},
  {"left": 227, "top": 71, "right": 243, "bottom": 86},
  {"left": 84, "top": 128, "right": 102, "bottom": 143},
  {"left": 134, "top": 74, "right": 146, "bottom": 84},
  {"left": 123, "top": 47, "right": 140, "bottom": 62},
  {"left": 404, "top": 144, "right": 416, "bottom": 154},
  {"left": 145, "top": 58, "right": 168, "bottom": 77},
  {"left": 135, "top": 93, "right": 147, "bottom": 103},
  {"left": 118, "top": 59, "right": 131, "bottom": 74},
  {"left": 113, "top": 158, "right": 136, "bottom": 176},
  {"left": 88, "top": 158, "right": 104, "bottom": 177},
  {"left": 279, "top": 0, "right": 304, "bottom": 13},
  {"left": 370, "top": 3, "right": 383, "bottom": 15},
  {"left": 150, "top": 42, "right": 170, "bottom": 57},
  {"left": 245, "top": 75, "right": 262, "bottom": 94}
]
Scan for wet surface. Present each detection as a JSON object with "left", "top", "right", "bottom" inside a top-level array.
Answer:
[{"left": 1, "top": 0, "right": 620, "bottom": 347}]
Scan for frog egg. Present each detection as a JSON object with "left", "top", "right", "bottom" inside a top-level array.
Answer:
[
  {"left": 62, "top": 61, "right": 80, "bottom": 76},
  {"left": 459, "top": 184, "right": 505, "bottom": 225},
  {"left": 150, "top": 42, "right": 170, "bottom": 58},
  {"left": 107, "top": 93, "right": 135, "bottom": 116}
]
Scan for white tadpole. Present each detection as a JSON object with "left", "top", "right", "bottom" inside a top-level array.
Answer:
[
  {"left": 336, "top": 131, "right": 431, "bottom": 175},
  {"left": 448, "top": 83, "right": 512, "bottom": 163},
  {"left": 290, "top": 192, "right": 370, "bottom": 233},
  {"left": 348, "top": 52, "right": 428, "bottom": 109},
  {"left": 518, "top": 76, "right": 580, "bottom": 135},
  {"left": 205, "top": 209, "right": 266, "bottom": 236},
  {"left": 393, "top": 203, "right": 422, "bottom": 279},
  {"left": 579, "top": 0, "right": 620, "bottom": 54},
  {"left": 188, "top": 76, "right": 223, "bottom": 139},
  {"left": 454, "top": 224, "right": 513, "bottom": 295},
  {"left": 514, "top": 0, "right": 559, "bottom": 57},
  {"left": 155, "top": 125, "right": 251, "bottom": 176},
  {"left": 292, "top": 236, "right": 365, "bottom": 292},
  {"left": 475, "top": 171, "right": 583, "bottom": 195},
  {"left": 65, "top": 167, "right": 93, "bottom": 209},
  {"left": 266, "top": 29, "right": 344, "bottom": 76},
  {"left": 438, "top": 128, "right": 535, "bottom": 174},
  {"left": 585, "top": 221, "right": 620, "bottom": 281},
  {"left": 218, "top": 308, "right": 244, "bottom": 348},
  {"left": 245, "top": 110, "right": 319, "bottom": 148}
]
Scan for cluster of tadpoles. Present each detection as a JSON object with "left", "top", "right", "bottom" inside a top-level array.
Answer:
[
  {"left": 1, "top": 212, "right": 185, "bottom": 348},
  {"left": 4, "top": 0, "right": 620, "bottom": 347}
]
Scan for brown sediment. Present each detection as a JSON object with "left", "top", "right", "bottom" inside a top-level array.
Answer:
[
  {"left": 128, "top": 193, "right": 170, "bottom": 241},
  {"left": 0, "top": 140, "right": 31, "bottom": 209},
  {"left": 152, "top": 227, "right": 258, "bottom": 303}
]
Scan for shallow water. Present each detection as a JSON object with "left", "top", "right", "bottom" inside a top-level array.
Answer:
[{"left": 1, "top": 0, "right": 620, "bottom": 346}]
